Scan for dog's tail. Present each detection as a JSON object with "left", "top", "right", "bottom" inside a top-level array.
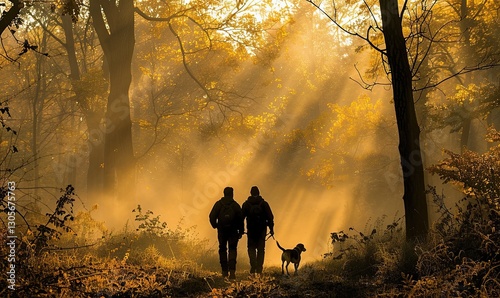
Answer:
[{"left": 276, "top": 241, "right": 286, "bottom": 252}]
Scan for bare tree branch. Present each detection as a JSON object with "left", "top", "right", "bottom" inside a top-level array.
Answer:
[
  {"left": 414, "top": 63, "right": 500, "bottom": 92},
  {"left": 0, "top": 0, "right": 23, "bottom": 36},
  {"left": 400, "top": 0, "right": 409, "bottom": 20},
  {"left": 307, "top": 0, "right": 385, "bottom": 55}
]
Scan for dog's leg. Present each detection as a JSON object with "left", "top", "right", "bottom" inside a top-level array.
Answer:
[
  {"left": 294, "top": 263, "right": 299, "bottom": 275},
  {"left": 281, "top": 261, "right": 285, "bottom": 275},
  {"left": 285, "top": 261, "right": 290, "bottom": 275}
]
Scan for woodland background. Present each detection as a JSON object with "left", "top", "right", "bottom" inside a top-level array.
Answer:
[{"left": 0, "top": 0, "right": 499, "bottom": 296}]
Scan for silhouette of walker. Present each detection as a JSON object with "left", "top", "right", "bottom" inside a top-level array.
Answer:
[
  {"left": 209, "top": 187, "right": 244, "bottom": 279},
  {"left": 242, "top": 186, "right": 274, "bottom": 274}
]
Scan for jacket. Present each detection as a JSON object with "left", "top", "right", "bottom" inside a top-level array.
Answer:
[
  {"left": 209, "top": 196, "right": 244, "bottom": 233},
  {"left": 242, "top": 195, "right": 274, "bottom": 232}
]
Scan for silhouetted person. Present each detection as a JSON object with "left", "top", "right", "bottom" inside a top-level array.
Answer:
[
  {"left": 209, "top": 187, "right": 244, "bottom": 279},
  {"left": 242, "top": 186, "right": 274, "bottom": 274}
]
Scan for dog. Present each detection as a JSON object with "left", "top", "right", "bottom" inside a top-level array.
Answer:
[{"left": 277, "top": 242, "right": 306, "bottom": 275}]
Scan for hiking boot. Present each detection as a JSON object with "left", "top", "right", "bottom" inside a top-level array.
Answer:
[{"left": 229, "top": 271, "right": 236, "bottom": 280}]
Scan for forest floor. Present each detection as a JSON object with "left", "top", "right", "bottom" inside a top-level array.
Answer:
[
  {"left": 187, "top": 265, "right": 370, "bottom": 298},
  {"left": 6, "top": 259, "right": 381, "bottom": 298},
  {"left": 190, "top": 266, "right": 373, "bottom": 298}
]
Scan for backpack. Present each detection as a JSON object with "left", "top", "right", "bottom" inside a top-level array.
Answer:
[
  {"left": 247, "top": 200, "right": 266, "bottom": 230},
  {"left": 218, "top": 201, "right": 236, "bottom": 229}
]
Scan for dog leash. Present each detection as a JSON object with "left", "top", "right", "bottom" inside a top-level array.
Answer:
[{"left": 265, "top": 233, "right": 276, "bottom": 241}]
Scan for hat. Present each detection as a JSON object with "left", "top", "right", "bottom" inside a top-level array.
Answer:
[
  {"left": 250, "top": 186, "right": 260, "bottom": 196},
  {"left": 223, "top": 187, "right": 233, "bottom": 197}
]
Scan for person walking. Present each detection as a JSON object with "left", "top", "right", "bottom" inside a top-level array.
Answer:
[
  {"left": 209, "top": 187, "right": 244, "bottom": 279},
  {"left": 242, "top": 186, "right": 274, "bottom": 274}
]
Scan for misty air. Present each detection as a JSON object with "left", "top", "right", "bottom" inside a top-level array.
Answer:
[{"left": 0, "top": 0, "right": 499, "bottom": 297}]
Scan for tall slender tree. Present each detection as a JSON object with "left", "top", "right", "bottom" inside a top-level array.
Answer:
[
  {"left": 379, "top": 0, "right": 429, "bottom": 240},
  {"left": 307, "top": 0, "right": 431, "bottom": 240},
  {"left": 308, "top": 0, "right": 499, "bottom": 241}
]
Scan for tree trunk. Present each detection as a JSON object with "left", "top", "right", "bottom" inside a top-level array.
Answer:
[
  {"left": 104, "top": 53, "right": 135, "bottom": 198},
  {"left": 62, "top": 15, "right": 80, "bottom": 81},
  {"left": 380, "top": 0, "right": 429, "bottom": 241},
  {"left": 90, "top": 0, "right": 136, "bottom": 199},
  {"left": 32, "top": 29, "right": 48, "bottom": 198},
  {"left": 461, "top": 116, "right": 471, "bottom": 151},
  {"left": 86, "top": 111, "right": 105, "bottom": 197},
  {"left": 62, "top": 15, "right": 105, "bottom": 197}
]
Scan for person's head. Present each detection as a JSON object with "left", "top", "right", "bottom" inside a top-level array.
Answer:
[
  {"left": 250, "top": 186, "right": 260, "bottom": 197},
  {"left": 223, "top": 187, "right": 234, "bottom": 198}
]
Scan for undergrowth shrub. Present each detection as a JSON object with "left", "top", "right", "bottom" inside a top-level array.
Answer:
[
  {"left": 408, "top": 127, "right": 500, "bottom": 296},
  {"left": 57, "top": 205, "right": 107, "bottom": 249},
  {"left": 1, "top": 194, "right": 217, "bottom": 296},
  {"left": 324, "top": 215, "right": 408, "bottom": 283},
  {"left": 321, "top": 128, "right": 500, "bottom": 296},
  {"left": 96, "top": 204, "right": 217, "bottom": 271},
  {"left": 0, "top": 185, "right": 82, "bottom": 295}
]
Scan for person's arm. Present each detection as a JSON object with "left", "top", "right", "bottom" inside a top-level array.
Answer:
[
  {"left": 265, "top": 201, "right": 274, "bottom": 235},
  {"left": 241, "top": 201, "right": 248, "bottom": 220},
  {"left": 209, "top": 201, "right": 220, "bottom": 229},
  {"left": 235, "top": 203, "right": 245, "bottom": 237}
]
